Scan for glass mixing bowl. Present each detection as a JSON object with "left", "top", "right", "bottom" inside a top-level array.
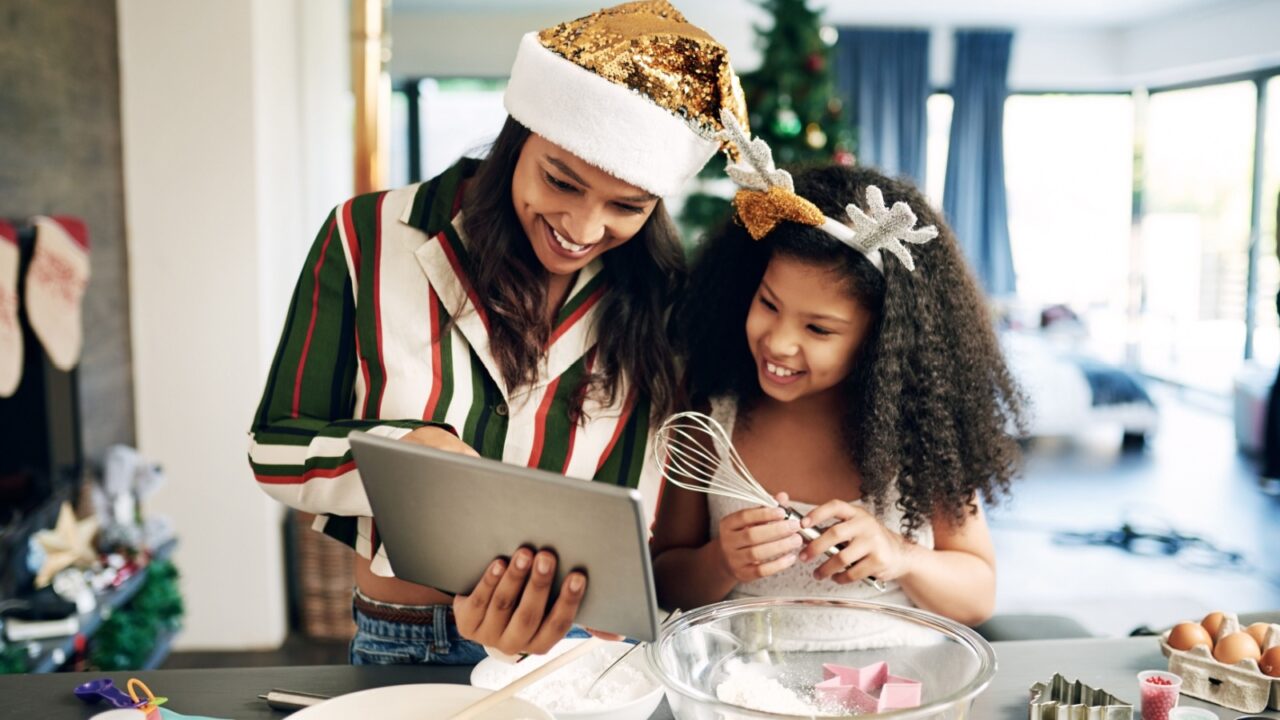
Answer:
[{"left": 646, "top": 597, "right": 996, "bottom": 719}]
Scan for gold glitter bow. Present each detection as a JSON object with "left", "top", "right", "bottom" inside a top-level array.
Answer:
[
  {"left": 716, "top": 109, "right": 826, "bottom": 240},
  {"left": 539, "top": 1, "right": 748, "bottom": 139},
  {"left": 716, "top": 108, "right": 939, "bottom": 272}
]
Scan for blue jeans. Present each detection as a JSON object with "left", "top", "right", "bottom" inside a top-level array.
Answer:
[
  {"left": 347, "top": 591, "right": 594, "bottom": 665},
  {"left": 349, "top": 598, "right": 487, "bottom": 666}
]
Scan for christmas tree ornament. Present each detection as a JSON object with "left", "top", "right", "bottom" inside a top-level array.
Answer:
[
  {"left": 805, "top": 122, "right": 828, "bottom": 149},
  {"left": 772, "top": 101, "right": 802, "bottom": 138},
  {"left": 0, "top": 220, "right": 20, "bottom": 397},
  {"left": 820, "top": 25, "right": 839, "bottom": 46},
  {"left": 806, "top": 51, "right": 825, "bottom": 73},
  {"left": 834, "top": 148, "right": 857, "bottom": 166},
  {"left": 26, "top": 216, "right": 90, "bottom": 371},
  {"left": 827, "top": 97, "right": 843, "bottom": 115},
  {"left": 33, "top": 502, "right": 99, "bottom": 588}
]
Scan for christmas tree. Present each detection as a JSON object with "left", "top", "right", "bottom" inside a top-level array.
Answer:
[{"left": 680, "top": 0, "right": 853, "bottom": 241}]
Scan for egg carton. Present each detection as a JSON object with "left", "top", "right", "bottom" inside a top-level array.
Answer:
[{"left": 1158, "top": 626, "right": 1279, "bottom": 713}]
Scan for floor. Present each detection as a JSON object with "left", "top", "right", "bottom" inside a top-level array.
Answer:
[
  {"left": 162, "top": 385, "right": 1280, "bottom": 667},
  {"left": 988, "top": 385, "right": 1280, "bottom": 636}
]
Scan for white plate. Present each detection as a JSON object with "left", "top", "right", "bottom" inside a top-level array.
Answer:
[
  {"left": 471, "top": 639, "right": 665, "bottom": 720},
  {"left": 290, "top": 683, "right": 554, "bottom": 720}
]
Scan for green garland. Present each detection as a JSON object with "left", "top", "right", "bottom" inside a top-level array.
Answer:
[
  {"left": 89, "top": 560, "right": 184, "bottom": 671},
  {"left": 0, "top": 644, "right": 28, "bottom": 674}
]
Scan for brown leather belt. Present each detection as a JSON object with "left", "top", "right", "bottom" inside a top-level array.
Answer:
[{"left": 353, "top": 592, "right": 453, "bottom": 626}]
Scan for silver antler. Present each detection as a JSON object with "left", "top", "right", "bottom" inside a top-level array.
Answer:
[
  {"left": 717, "top": 109, "right": 794, "bottom": 193},
  {"left": 844, "top": 186, "right": 938, "bottom": 272}
]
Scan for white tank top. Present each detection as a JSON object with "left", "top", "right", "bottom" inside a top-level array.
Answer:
[{"left": 705, "top": 396, "right": 938, "bottom": 649}]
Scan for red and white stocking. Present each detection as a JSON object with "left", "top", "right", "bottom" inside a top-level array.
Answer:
[
  {"left": 26, "top": 216, "right": 90, "bottom": 371},
  {"left": 0, "top": 220, "right": 21, "bottom": 396}
]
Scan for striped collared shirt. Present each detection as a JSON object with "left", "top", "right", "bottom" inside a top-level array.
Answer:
[{"left": 248, "top": 159, "right": 658, "bottom": 575}]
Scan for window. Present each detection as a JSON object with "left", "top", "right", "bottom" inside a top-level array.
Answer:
[
  {"left": 419, "top": 78, "right": 507, "bottom": 179},
  {"left": 925, "top": 93, "right": 952, "bottom": 206},
  {"left": 1252, "top": 77, "right": 1280, "bottom": 365},
  {"left": 1139, "top": 82, "right": 1257, "bottom": 391},
  {"left": 1002, "top": 94, "right": 1135, "bottom": 360},
  {"left": 390, "top": 77, "right": 508, "bottom": 188},
  {"left": 389, "top": 90, "right": 410, "bottom": 188}
]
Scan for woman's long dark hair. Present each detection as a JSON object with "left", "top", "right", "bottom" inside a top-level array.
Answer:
[
  {"left": 461, "top": 117, "right": 686, "bottom": 419},
  {"left": 678, "top": 164, "right": 1025, "bottom": 535}
]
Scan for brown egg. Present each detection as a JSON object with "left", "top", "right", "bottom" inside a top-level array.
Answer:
[
  {"left": 1261, "top": 646, "right": 1280, "bottom": 677},
  {"left": 1168, "top": 622, "right": 1214, "bottom": 652},
  {"left": 1213, "top": 631, "right": 1262, "bottom": 666},
  {"left": 1202, "top": 611, "right": 1226, "bottom": 639},
  {"left": 1245, "top": 622, "right": 1271, "bottom": 648}
]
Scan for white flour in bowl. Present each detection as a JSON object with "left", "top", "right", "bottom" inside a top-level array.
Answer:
[
  {"left": 715, "top": 672, "right": 820, "bottom": 715},
  {"left": 713, "top": 662, "right": 850, "bottom": 717}
]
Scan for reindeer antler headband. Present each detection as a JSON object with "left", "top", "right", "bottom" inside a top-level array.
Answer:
[{"left": 716, "top": 109, "right": 938, "bottom": 273}]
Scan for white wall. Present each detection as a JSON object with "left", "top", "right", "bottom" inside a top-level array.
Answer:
[
  {"left": 1119, "top": 0, "right": 1280, "bottom": 87},
  {"left": 117, "top": 0, "right": 349, "bottom": 650},
  {"left": 388, "top": 0, "right": 1280, "bottom": 92},
  {"left": 387, "top": 4, "right": 769, "bottom": 78}
]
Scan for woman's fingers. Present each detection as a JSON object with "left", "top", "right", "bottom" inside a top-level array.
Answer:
[
  {"left": 453, "top": 557, "right": 506, "bottom": 636},
  {"left": 525, "top": 572, "right": 587, "bottom": 655},
  {"left": 476, "top": 548, "right": 535, "bottom": 640},
  {"left": 494, "top": 551, "right": 558, "bottom": 654}
]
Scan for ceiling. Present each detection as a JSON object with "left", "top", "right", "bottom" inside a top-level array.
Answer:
[{"left": 392, "top": 0, "right": 1236, "bottom": 29}]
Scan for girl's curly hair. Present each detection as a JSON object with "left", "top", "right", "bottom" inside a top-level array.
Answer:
[{"left": 678, "top": 164, "right": 1026, "bottom": 537}]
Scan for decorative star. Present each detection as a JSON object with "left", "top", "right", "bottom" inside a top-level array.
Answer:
[
  {"left": 814, "top": 661, "right": 922, "bottom": 713},
  {"left": 844, "top": 186, "right": 939, "bottom": 272},
  {"left": 33, "top": 502, "right": 99, "bottom": 588}
]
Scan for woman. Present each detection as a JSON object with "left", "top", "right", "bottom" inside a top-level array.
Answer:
[{"left": 247, "top": 0, "right": 746, "bottom": 664}]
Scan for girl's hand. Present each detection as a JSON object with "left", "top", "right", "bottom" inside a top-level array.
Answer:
[
  {"left": 453, "top": 549, "right": 586, "bottom": 656},
  {"left": 401, "top": 425, "right": 480, "bottom": 457},
  {"left": 716, "top": 493, "right": 804, "bottom": 583},
  {"left": 800, "top": 500, "right": 912, "bottom": 585}
]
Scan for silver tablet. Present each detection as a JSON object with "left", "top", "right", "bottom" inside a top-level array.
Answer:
[{"left": 349, "top": 431, "right": 660, "bottom": 642}]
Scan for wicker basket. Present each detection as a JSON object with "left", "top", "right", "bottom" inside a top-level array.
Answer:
[{"left": 292, "top": 511, "right": 355, "bottom": 641}]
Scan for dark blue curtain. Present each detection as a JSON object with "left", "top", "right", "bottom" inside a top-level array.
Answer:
[
  {"left": 835, "top": 28, "right": 930, "bottom": 184},
  {"left": 943, "top": 30, "right": 1016, "bottom": 296}
]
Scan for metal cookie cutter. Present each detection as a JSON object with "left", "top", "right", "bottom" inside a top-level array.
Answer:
[{"left": 1030, "top": 673, "right": 1133, "bottom": 720}]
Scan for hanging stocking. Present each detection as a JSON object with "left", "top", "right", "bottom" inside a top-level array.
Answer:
[
  {"left": 26, "top": 216, "right": 90, "bottom": 370},
  {"left": 0, "top": 220, "right": 21, "bottom": 396}
]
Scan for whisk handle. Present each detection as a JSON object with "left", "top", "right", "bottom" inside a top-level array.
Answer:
[{"left": 783, "top": 507, "right": 888, "bottom": 593}]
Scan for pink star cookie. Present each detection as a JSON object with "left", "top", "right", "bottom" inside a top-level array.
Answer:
[{"left": 814, "top": 662, "right": 923, "bottom": 713}]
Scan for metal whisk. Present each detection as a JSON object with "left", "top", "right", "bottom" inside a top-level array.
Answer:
[{"left": 654, "top": 411, "right": 886, "bottom": 593}]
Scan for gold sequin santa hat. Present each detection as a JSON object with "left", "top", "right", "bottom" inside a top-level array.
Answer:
[{"left": 504, "top": 0, "right": 748, "bottom": 197}]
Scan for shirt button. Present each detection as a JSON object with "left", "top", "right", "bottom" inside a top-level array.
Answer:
[{"left": 495, "top": 403, "right": 508, "bottom": 416}]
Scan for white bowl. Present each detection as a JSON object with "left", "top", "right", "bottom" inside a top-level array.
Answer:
[
  {"left": 290, "top": 683, "right": 554, "bottom": 720},
  {"left": 471, "top": 638, "right": 666, "bottom": 720}
]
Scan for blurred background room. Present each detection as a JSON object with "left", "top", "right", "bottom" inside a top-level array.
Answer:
[{"left": 1, "top": 0, "right": 1278, "bottom": 672}]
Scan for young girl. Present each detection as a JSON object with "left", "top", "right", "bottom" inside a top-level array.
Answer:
[
  {"left": 249, "top": 2, "right": 747, "bottom": 663},
  {"left": 651, "top": 114, "right": 1024, "bottom": 628}
]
